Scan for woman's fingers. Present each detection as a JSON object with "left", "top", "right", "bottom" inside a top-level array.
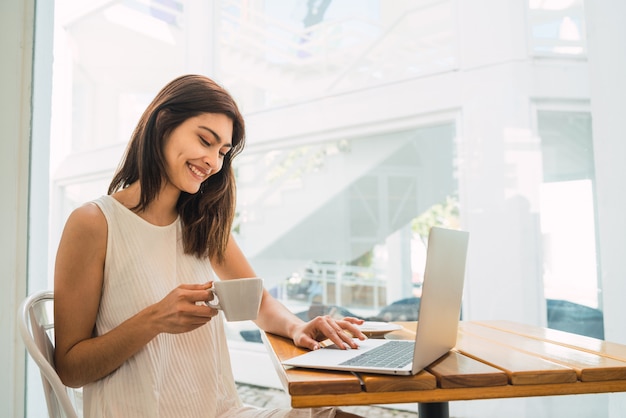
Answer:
[
  {"left": 154, "top": 284, "right": 221, "bottom": 334},
  {"left": 307, "top": 315, "right": 366, "bottom": 350}
]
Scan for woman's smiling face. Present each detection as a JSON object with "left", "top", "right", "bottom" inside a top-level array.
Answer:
[{"left": 163, "top": 113, "right": 233, "bottom": 194}]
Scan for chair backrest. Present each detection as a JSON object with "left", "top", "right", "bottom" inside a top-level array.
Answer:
[{"left": 18, "top": 290, "right": 80, "bottom": 418}]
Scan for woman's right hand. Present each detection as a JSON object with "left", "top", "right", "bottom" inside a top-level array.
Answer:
[{"left": 151, "top": 283, "right": 219, "bottom": 334}]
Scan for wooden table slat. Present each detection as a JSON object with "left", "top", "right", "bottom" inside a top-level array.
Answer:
[
  {"left": 283, "top": 368, "right": 363, "bottom": 396},
  {"left": 359, "top": 369, "right": 437, "bottom": 392},
  {"left": 287, "top": 380, "right": 626, "bottom": 408},
  {"left": 426, "top": 350, "right": 509, "bottom": 389},
  {"left": 476, "top": 320, "right": 626, "bottom": 362},
  {"left": 455, "top": 331, "right": 577, "bottom": 385},
  {"left": 460, "top": 322, "right": 626, "bottom": 382}
]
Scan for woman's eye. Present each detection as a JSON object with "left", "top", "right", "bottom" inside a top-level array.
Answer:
[{"left": 199, "top": 134, "right": 230, "bottom": 157}]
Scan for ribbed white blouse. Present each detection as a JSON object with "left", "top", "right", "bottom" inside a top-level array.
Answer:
[{"left": 85, "top": 196, "right": 335, "bottom": 418}]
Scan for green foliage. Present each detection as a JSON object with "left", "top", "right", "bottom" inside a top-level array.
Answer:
[{"left": 411, "top": 194, "right": 460, "bottom": 244}]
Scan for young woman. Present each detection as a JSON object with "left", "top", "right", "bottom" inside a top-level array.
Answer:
[{"left": 53, "top": 74, "right": 365, "bottom": 417}]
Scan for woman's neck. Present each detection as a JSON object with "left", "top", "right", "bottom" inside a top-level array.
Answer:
[{"left": 112, "top": 182, "right": 180, "bottom": 226}]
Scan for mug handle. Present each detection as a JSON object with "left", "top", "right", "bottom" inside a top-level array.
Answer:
[{"left": 205, "top": 289, "right": 221, "bottom": 310}]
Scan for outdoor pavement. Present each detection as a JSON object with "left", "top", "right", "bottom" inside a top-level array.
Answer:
[{"left": 237, "top": 383, "right": 418, "bottom": 417}]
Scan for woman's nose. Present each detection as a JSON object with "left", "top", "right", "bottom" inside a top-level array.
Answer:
[{"left": 203, "top": 151, "right": 222, "bottom": 170}]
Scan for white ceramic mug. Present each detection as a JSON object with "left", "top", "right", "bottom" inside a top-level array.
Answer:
[{"left": 207, "top": 278, "right": 263, "bottom": 321}]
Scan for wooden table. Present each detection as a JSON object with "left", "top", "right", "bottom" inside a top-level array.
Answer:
[{"left": 262, "top": 320, "right": 626, "bottom": 418}]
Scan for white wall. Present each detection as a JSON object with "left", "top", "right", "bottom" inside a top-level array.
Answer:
[
  {"left": 585, "top": 1, "right": 626, "bottom": 416},
  {"left": 586, "top": 0, "right": 626, "bottom": 346},
  {"left": 0, "top": 0, "right": 34, "bottom": 417}
]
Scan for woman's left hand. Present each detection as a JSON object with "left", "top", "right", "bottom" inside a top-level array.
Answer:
[{"left": 292, "top": 315, "right": 366, "bottom": 351}]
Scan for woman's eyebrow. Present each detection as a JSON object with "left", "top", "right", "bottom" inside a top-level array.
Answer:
[{"left": 199, "top": 125, "right": 233, "bottom": 148}]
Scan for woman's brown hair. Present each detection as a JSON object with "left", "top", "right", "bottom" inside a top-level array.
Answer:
[{"left": 108, "top": 74, "right": 245, "bottom": 262}]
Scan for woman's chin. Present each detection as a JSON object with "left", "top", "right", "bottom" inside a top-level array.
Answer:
[{"left": 181, "top": 184, "right": 202, "bottom": 195}]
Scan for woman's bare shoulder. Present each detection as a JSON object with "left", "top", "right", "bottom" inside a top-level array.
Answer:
[
  {"left": 62, "top": 201, "right": 108, "bottom": 241},
  {"left": 55, "top": 202, "right": 108, "bottom": 292}
]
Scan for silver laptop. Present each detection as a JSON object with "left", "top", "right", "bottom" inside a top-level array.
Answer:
[{"left": 282, "top": 226, "right": 469, "bottom": 376}]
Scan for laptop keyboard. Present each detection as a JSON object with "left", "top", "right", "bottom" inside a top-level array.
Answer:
[{"left": 340, "top": 341, "right": 414, "bottom": 369}]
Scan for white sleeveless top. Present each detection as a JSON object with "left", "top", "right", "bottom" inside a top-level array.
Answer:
[{"left": 85, "top": 196, "right": 336, "bottom": 418}]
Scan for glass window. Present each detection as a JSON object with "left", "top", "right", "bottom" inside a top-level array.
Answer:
[
  {"left": 233, "top": 123, "right": 457, "bottom": 320},
  {"left": 217, "top": 0, "right": 458, "bottom": 112},
  {"left": 537, "top": 109, "right": 602, "bottom": 338},
  {"left": 528, "top": 0, "right": 586, "bottom": 56}
]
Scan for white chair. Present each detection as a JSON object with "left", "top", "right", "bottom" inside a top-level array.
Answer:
[{"left": 18, "top": 290, "right": 80, "bottom": 418}]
